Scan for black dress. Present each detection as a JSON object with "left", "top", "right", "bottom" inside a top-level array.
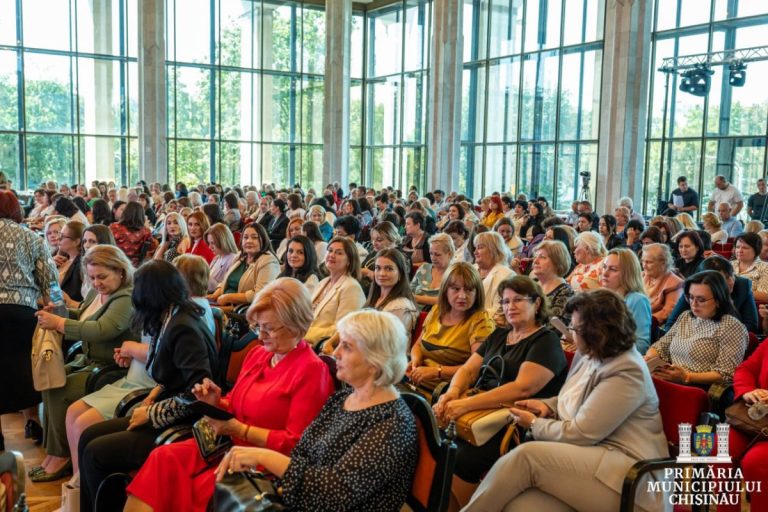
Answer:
[
  {"left": 453, "top": 327, "right": 568, "bottom": 483},
  {"left": 282, "top": 388, "right": 418, "bottom": 511}
]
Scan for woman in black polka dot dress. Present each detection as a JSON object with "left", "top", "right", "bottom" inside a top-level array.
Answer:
[{"left": 216, "top": 309, "right": 418, "bottom": 511}]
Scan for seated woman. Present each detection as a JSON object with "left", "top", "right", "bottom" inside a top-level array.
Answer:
[
  {"left": 110, "top": 202, "right": 156, "bottom": 267},
  {"left": 733, "top": 232, "right": 768, "bottom": 302},
  {"left": 411, "top": 233, "right": 454, "bottom": 308},
  {"left": 56, "top": 220, "right": 86, "bottom": 305},
  {"left": 122, "top": 278, "right": 334, "bottom": 512},
  {"left": 567, "top": 231, "right": 606, "bottom": 292},
  {"left": 305, "top": 237, "right": 366, "bottom": 347},
  {"left": 205, "top": 223, "right": 239, "bottom": 294},
  {"left": 716, "top": 330, "right": 768, "bottom": 512},
  {"left": 437, "top": 203, "right": 465, "bottom": 231},
  {"left": 208, "top": 223, "right": 280, "bottom": 309},
  {"left": 474, "top": 231, "right": 514, "bottom": 324},
  {"left": 215, "top": 309, "right": 417, "bottom": 511},
  {"left": 184, "top": 211, "right": 215, "bottom": 264},
  {"left": 480, "top": 196, "right": 504, "bottom": 229},
  {"left": 674, "top": 230, "right": 705, "bottom": 278},
  {"left": 402, "top": 211, "right": 430, "bottom": 265},
  {"left": 153, "top": 212, "right": 190, "bottom": 262},
  {"left": 494, "top": 217, "right": 524, "bottom": 259},
  {"left": 278, "top": 235, "right": 323, "bottom": 294},
  {"left": 444, "top": 219, "right": 470, "bottom": 263},
  {"left": 464, "top": 290, "right": 668, "bottom": 512},
  {"left": 54, "top": 196, "right": 90, "bottom": 226},
  {"left": 222, "top": 192, "right": 242, "bottom": 231},
  {"left": 599, "top": 214, "right": 625, "bottom": 250},
  {"left": 32, "top": 246, "right": 135, "bottom": 482},
  {"left": 521, "top": 202, "right": 545, "bottom": 241},
  {"left": 76, "top": 260, "right": 217, "bottom": 511},
  {"left": 308, "top": 204, "right": 333, "bottom": 241},
  {"left": 361, "top": 220, "right": 402, "bottom": 287},
  {"left": 600, "top": 248, "right": 652, "bottom": 355},
  {"left": 702, "top": 212, "right": 728, "bottom": 245},
  {"left": 434, "top": 276, "right": 568, "bottom": 510},
  {"left": 646, "top": 270, "right": 747, "bottom": 386},
  {"left": 365, "top": 248, "right": 419, "bottom": 333},
  {"left": 409, "top": 262, "right": 495, "bottom": 392},
  {"left": 45, "top": 216, "right": 67, "bottom": 257},
  {"left": 531, "top": 240, "right": 574, "bottom": 323},
  {"left": 641, "top": 243, "right": 683, "bottom": 325},
  {"left": 267, "top": 198, "right": 289, "bottom": 249},
  {"left": 275, "top": 217, "right": 304, "bottom": 263}
]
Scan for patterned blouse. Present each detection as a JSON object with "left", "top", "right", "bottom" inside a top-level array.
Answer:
[
  {"left": 410, "top": 263, "right": 440, "bottom": 297},
  {"left": 651, "top": 311, "right": 747, "bottom": 381},
  {"left": 546, "top": 281, "right": 574, "bottom": 324},
  {"left": 282, "top": 389, "right": 417, "bottom": 512},
  {"left": 567, "top": 259, "right": 604, "bottom": 292},
  {"left": 734, "top": 259, "right": 768, "bottom": 298},
  {"left": 0, "top": 219, "right": 57, "bottom": 309}
]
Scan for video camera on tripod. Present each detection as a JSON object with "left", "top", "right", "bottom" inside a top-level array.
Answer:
[{"left": 579, "top": 171, "right": 591, "bottom": 201}]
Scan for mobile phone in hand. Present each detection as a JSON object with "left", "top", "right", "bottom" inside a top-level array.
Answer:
[{"left": 550, "top": 316, "right": 573, "bottom": 342}]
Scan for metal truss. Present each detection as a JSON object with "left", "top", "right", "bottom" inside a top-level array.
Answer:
[{"left": 659, "top": 45, "right": 768, "bottom": 73}]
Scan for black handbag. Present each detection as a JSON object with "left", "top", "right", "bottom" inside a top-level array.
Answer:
[
  {"left": 192, "top": 418, "right": 233, "bottom": 467},
  {"left": 210, "top": 471, "right": 285, "bottom": 512}
]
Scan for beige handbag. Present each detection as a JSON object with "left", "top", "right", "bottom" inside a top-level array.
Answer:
[
  {"left": 454, "top": 405, "right": 517, "bottom": 446},
  {"left": 30, "top": 324, "right": 66, "bottom": 391}
]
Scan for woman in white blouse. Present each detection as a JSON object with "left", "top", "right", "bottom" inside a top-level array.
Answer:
[
  {"left": 307, "top": 237, "right": 366, "bottom": 347},
  {"left": 205, "top": 223, "right": 239, "bottom": 293},
  {"left": 733, "top": 232, "right": 768, "bottom": 302},
  {"left": 473, "top": 231, "right": 514, "bottom": 325},
  {"left": 702, "top": 212, "right": 729, "bottom": 245}
]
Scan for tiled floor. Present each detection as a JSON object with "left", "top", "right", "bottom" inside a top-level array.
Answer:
[{"left": 2, "top": 412, "right": 61, "bottom": 512}]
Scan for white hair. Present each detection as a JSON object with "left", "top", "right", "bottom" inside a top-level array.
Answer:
[
  {"left": 337, "top": 309, "right": 408, "bottom": 387},
  {"left": 188, "top": 191, "right": 203, "bottom": 208},
  {"left": 618, "top": 196, "right": 634, "bottom": 210},
  {"left": 574, "top": 231, "right": 607, "bottom": 258}
]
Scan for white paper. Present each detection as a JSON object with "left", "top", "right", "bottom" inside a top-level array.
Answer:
[{"left": 673, "top": 194, "right": 684, "bottom": 208}]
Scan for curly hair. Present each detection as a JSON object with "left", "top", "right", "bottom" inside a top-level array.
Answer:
[{"left": 564, "top": 289, "right": 637, "bottom": 361}]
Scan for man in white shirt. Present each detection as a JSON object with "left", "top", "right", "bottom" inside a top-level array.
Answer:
[
  {"left": 718, "top": 202, "right": 744, "bottom": 238},
  {"left": 708, "top": 175, "right": 744, "bottom": 216}
]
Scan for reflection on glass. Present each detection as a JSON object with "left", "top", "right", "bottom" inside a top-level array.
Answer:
[
  {"left": 24, "top": 52, "right": 73, "bottom": 133},
  {"left": 463, "top": 0, "right": 488, "bottom": 62},
  {"left": 520, "top": 50, "right": 559, "bottom": 142},
  {"left": 368, "top": 78, "right": 401, "bottom": 146},
  {"left": 486, "top": 58, "right": 520, "bottom": 143},
  {"left": 301, "top": 78, "right": 323, "bottom": 145},
  {"left": 461, "top": 66, "right": 486, "bottom": 142},
  {"left": 22, "top": 0, "right": 70, "bottom": 50},
  {"left": 0, "top": 51, "right": 18, "bottom": 130},
  {"left": 563, "top": 0, "right": 605, "bottom": 45},
  {"left": 485, "top": 145, "right": 517, "bottom": 196},
  {"left": 402, "top": 146, "right": 426, "bottom": 191},
  {"left": 524, "top": 0, "right": 562, "bottom": 52},
  {"left": 349, "top": 147, "right": 363, "bottom": 186},
  {"left": 559, "top": 49, "right": 601, "bottom": 141},
  {"left": 78, "top": 136, "right": 123, "bottom": 184},
  {"left": 369, "top": 8, "right": 402, "bottom": 77},
  {"left": 489, "top": 0, "right": 523, "bottom": 58},
  {"left": 351, "top": 14, "right": 365, "bottom": 79},
  {"left": 519, "top": 144, "right": 555, "bottom": 201},
  {"left": 300, "top": 145, "right": 323, "bottom": 191},
  {"left": 218, "top": 0, "right": 255, "bottom": 69},
  {"left": 370, "top": 147, "right": 398, "bottom": 189},
  {"left": 26, "top": 134, "right": 74, "bottom": 186},
  {"left": 0, "top": 134, "right": 19, "bottom": 185},
  {"left": 78, "top": 58, "right": 121, "bottom": 136},
  {"left": 302, "top": 7, "right": 325, "bottom": 75},
  {"left": 170, "top": 65, "right": 211, "bottom": 139},
  {"left": 404, "top": 0, "right": 430, "bottom": 72},
  {"left": 402, "top": 72, "right": 427, "bottom": 144}
]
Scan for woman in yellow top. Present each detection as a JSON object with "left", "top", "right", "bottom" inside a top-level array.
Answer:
[
  {"left": 408, "top": 262, "right": 495, "bottom": 392},
  {"left": 481, "top": 196, "right": 504, "bottom": 228}
]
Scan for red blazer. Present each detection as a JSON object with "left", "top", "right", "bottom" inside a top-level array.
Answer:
[
  {"left": 188, "top": 238, "right": 215, "bottom": 264},
  {"left": 733, "top": 339, "right": 768, "bottom": 399},
  {"left": 222, "top": 340, "right": 334, "bottom": 454}
]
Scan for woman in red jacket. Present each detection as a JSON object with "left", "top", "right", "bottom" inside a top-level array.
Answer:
[
  {"left": 122, "top": 278, "right": 334, "bottom": 512},
  {"left": 721, "top": 337, "right": 768, "bottom": 511},
  {"left": 185, "top": 211, "right": 215, "bottom": 264}
]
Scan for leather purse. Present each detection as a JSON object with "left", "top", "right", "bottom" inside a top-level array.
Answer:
[
  {"left": 210, "top": 471, "right": 285, "bottom": 512},
  {"left": 31, "top": 325, "right": 66, "bottom": 391},
  {"left": 725, "top": 399, "right": 768, "bottom": 438}
]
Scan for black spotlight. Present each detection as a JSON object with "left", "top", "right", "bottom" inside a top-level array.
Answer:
[
  {"left": 679, "top": 65, "right": 714, "bottom": 97},
  {"left": 729, "top": 61, "right": 747, "bottom": 87}
]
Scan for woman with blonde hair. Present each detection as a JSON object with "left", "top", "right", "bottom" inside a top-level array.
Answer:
[
  {"left": 600, "top": 247, "right": 652, "bottom": 354},
  {"left": 745, "top": 220, "right": 765, "bottom": 234},
  {"left": 702, "top": 212, "right": 728, "bottom": 245},
  {"left": 473, "top": 231, "right": 514, "bottom": 324},
  {"left": 205, "top": 223, "right": 239, "bottom": 293},
  {"left": 45, "top": 216, "right": 67, "bottom": 257},
  {"left": 408, "top": 263, "right": 495, "bottom": 392},
  {"left": 153, "top": 211, "right": 190, "bottom": 262},
  {"left": 676, "top": 212, "right": 698, "bottom": 232},
  {"left": 308, "top": 204, "right": 333, "bottom": 241},
  {"left": 32, "top": 245, "right": 136, "bottom": 481},
  {"left": 531, "top": 240, "right": 574, "bottom": 322},
  {"left": 567, "top": 231, "right": 606, "bottom": 292},
  {"left": 411, "top": 233, "right": 455, "bottom": 307}
]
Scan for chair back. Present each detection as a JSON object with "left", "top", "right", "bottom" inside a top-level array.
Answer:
[
  {"left": 401, "top": 392, "right": 456, "bottom": 512},
  {"left": 746, "top": 331, "right": 760, "bottom": 360},
  {"left": 564, "top": 349, "right": 575, "bottom": 369},
  {"left": 211, "top": 307, "right": 224, "bottom": 352},
  {"left": 652, "top": 377, "right": 711, "bottom": 454},
  {"left": 411, "top": 311, "right": 428, "bottom": 348},
  {"left": 317, "top": 354, "right": 343, "bottom": 391}
]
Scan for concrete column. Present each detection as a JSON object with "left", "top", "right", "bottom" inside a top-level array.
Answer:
[
  {"left": 259, "top": 6, "right": 275, "bottom": 186},
  {"left": 138, "top": 0, "right": 167, "bottom": 185},
  {"left": 86, "top": 0, "right": 115, "bottom": 183},
  {"left": 322, "top": 0, "right": 351, "bottom": 188},
  {"left": 596, "top": 0, "right": 653, "bottom": 214},
  {"left": 426, "top": 0, "right": 463, "bottom": 194}
]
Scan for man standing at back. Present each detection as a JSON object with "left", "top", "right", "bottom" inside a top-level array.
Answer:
[
  {"left": 747, "top": 178, "right": 768, "bottom": 222},
  {"left": 665, "top": 176, "right": 699, "bottom": 216},
  {"left": 708, "top": 175, "right": 743, "bottom": 217}
]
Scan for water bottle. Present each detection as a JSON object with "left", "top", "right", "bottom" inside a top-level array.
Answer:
[{"left": 49, "top": 281, "right": 69, "bottom": 317}]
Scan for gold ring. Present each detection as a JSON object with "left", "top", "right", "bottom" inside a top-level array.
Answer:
[{"left": 227, "top": 468, "right": 233, "bottom": 475}]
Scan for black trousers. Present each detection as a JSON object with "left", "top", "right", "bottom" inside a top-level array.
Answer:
[{"left": 78, "top": 417, "right": 163, "bottom": 512}]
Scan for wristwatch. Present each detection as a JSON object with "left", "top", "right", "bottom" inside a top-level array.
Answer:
[{"left": 437, "top": 366, "right": 443, "bottom": 379}]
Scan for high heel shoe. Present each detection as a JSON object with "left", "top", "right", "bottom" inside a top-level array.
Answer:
[
  {"left": 30, "top": 461, "right": 72, "bottom": 483},
  {"left": 24, "top": 420, "right": 43, "bottom": 444}
]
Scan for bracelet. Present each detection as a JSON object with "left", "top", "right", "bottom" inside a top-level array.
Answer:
[
  {"left": 684, "top": 371, "right": 691, "bottom": 384},
  {"left": 437, "top": 366, "right": 443, "bottom": 379},
  {"left": 242, "top": 424, "right": 251, "bottom": 441}
]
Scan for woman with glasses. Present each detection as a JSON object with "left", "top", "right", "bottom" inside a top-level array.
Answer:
[
  {"left": 465, "top": 290, "right": 667, "bottom": 512},
  {"left": 56, "top": 221, "right": 86, "bottom": 305},
  {"left": 733, "top": 232, "right": 768, "bottom": 302},
  {"left": 121, "top": 278, "right": 334, "bottom": 512},
  {"left": 433, "top": 276, "right": 567, "bottom": 510},
  {"left": 645, "top": 270, "right": 747, "bottom": 386}
]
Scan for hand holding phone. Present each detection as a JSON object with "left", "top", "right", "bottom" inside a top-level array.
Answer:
[{"left": 550, "top": 317, "right": 573, "bottom": 343}]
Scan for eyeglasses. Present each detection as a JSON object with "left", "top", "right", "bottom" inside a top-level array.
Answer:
[
  {"left": 567, "top": 324, "right": 585, "bottom": 336},
  {"left": 501, "top": 297, "right": 536, "bottom": 307},
  {"left": 249, "top": 323, "right": 286, "bottom": 336},
  {"left": 685, "top": 295, "right": 715, "bottom": 305}
]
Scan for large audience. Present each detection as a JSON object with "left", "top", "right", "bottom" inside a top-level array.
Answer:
[{"left": 0, "top": 172, "right": 767, "bottom": 511}]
